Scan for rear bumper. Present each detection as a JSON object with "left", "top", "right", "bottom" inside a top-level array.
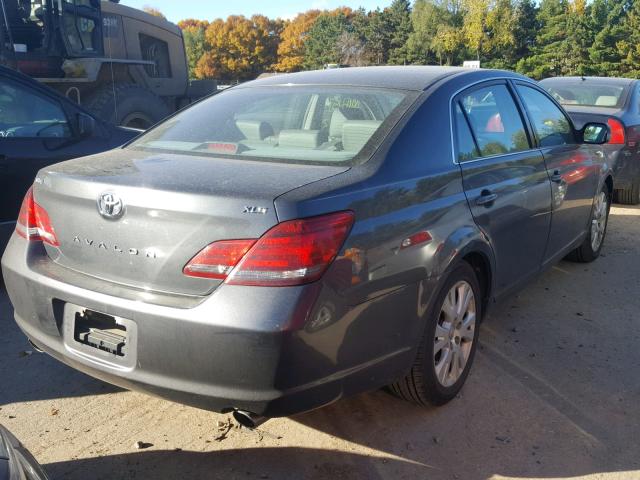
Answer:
[{"left": 2, "top": 235, "right": 423, "bottom": 417}]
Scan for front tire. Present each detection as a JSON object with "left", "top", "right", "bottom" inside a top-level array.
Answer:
[
  {"left": 567, "top": 186, "right": 611, "bottom": 263},
  {"left": 389, "top": 262, "right": 481, "bottom": 406}
]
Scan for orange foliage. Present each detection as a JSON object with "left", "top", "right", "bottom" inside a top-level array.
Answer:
[
  {"left": 194, "top": 15, "right": 282, "bottom": 81},
  {"left": 273, "top": 10, "right": 321, "bottom": 72}
]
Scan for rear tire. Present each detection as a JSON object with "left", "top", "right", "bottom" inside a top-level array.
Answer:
[
  {"left": 614, "top": 180, "right": 640, "bottom": 205},
  {"left": 85, "top": 84, "right": 170, "bottom": 129},
  {"left": 567, "top": 186, "right": 611, "bottom": 263},
  {"left": 389, "top": 262, "right": 481, "bottom": 406}
]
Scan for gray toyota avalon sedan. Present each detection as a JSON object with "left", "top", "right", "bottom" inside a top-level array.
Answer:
[{"left": 2, "top": 67, "right": 613, "bottom": 424}]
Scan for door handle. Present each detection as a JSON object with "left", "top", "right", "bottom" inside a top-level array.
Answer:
[
  {"left": 550, "top": 170, "right": 563, "bottom": 183},
  {"left": 476, "top": 190, "right": 498, "bottom": 207}
]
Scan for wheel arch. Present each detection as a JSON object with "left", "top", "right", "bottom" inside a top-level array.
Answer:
[{"left": 438, "top": 227, "right": 496, "bottom": 320}]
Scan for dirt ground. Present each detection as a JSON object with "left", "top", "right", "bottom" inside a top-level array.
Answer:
[{"left": 1, "top": 205, "right": 639, "bottom": 480}]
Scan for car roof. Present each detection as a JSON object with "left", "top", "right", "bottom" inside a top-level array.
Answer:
[
  {"left": 241, "top": 66, "right": 527, "bottom": 92},
  {"left": 541, "top": 76, "right": 636, "bottom": 87}
]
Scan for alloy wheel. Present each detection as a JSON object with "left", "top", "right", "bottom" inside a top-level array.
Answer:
[
  {"left": 434, "top": 281, "right": 477, "bottom": 388},
  {"left": 591, "top": 192, "right": 608, "bottom": 252}
]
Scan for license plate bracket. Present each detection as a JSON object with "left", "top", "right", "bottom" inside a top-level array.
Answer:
[{"left": 74, "top": 310, "right": 128, "bottom": 357}]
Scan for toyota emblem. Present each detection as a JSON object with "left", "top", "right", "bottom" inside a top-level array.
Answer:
[{"left": 97, "top": 192, "right": 125, "bottom": 220}]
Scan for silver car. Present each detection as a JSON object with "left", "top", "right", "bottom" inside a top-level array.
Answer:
[{"left": 2, "top": 67, "right": 613, "bottom": 425}]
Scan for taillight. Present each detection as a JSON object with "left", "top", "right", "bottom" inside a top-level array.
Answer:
[
  {"left": 607, "top": 118, "right": 626, "bottom": 145},
  {"left": 16, "top": 187, "right": 59, "bottom": 247},
  {"left": 183, "top": 240, "right": 256, "bottom": 279},
  {"left": 183, "top": 211, "right": 355, "bottom": 287}
]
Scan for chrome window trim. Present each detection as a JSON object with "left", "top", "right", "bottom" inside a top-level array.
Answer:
[{"left": 449, "top": 77, "right": 542, "bottom": 166}]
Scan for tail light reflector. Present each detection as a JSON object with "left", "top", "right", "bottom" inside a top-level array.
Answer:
[
  {"left": 183, "top": 240, "right": 256, "bottom": 279},
  {"left": 401, "top": 231, "right": 433, "bottom": 249},
  {"left": 16, "top": 187, "right": 59, "bottom": 247},
  {"left": 183, "top": 211, "right": 355, "bottom": 287},
  {"left": 607, "top": 118, "right": 626, "bottom": 145}
]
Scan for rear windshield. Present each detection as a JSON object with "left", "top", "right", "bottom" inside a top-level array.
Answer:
[
  {"left": 543, "top": 81, "right": 628, "bottom": 109},
  {"left": 130, "top": 86, "right": 416, "bottom": 165}
]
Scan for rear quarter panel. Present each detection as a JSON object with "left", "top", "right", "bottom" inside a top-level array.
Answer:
[{"left": 274, "top": 77, "right": 496, "bottom": 388}]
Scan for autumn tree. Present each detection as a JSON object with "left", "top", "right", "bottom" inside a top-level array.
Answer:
[
  {"left": 195, "top": 15, "right": 281, "bottom": 82},
  {"left": 143, "top": 6, "right": 166, "bottom": 19},
  {"left": 482, "top": 0, "right": 517, "bottom": 69},
  {"left": 407, "top": 0, "right": 464, "bottom": 65},
  {"left": 273, "top": 10, "right": 321, "bottom": 72},
  {"left": 181, "top": 23, "right": 208, "bottom": 79}
]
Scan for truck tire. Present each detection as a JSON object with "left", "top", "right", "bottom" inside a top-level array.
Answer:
[
  {"left": 614, "top": 180, "right": 640, "bottom": 205},
  {"left": 85, "top": 84, "right": 170, "bottom": 129}
]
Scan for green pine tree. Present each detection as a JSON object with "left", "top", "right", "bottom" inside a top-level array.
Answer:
[
  {"left": 386, "top": 0, "right": 414, "bottom": 64},
  {"left": 303, "top": 12, "right": 353, "bottom": 69},
  {"left": 588, "top": 0, "right": 632, "bottom": 76}
]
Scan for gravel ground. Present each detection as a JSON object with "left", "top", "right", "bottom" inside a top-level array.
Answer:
[{"left": 1, "top": 205, "right": 639, "bottom": 480}]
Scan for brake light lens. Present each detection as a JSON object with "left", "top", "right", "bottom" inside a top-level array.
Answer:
[
  {"left": 16, "top": 187, "right": 59, "bottom": 247},
  {"left": 607, "top": 118, "right": 626, "bottom": 145},
  {"left": 183, "top": 211, "right": 355, "bottom": 287},
  {"left": 183, "top": 240, "right": 256, "bottom": 279}
]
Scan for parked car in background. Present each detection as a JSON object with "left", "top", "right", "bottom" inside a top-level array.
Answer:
[
  {"left": 0, "top": 65, "right": 140, "bottom": 248},
  {"left": 0, "top": 425, "right": 50, "bottom": 480},
  {"left": 2, "top": 67, "right": 613, "bottom": 426},
  {"left": 541, "top": 76, "right": 640, "bottom": 204}
]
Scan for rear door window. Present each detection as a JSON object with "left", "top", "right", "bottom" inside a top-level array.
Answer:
[
  {"left": 454, "top": 104, "right": 480, "bottom": 162},
  {"left": 459, "top": 84, "right": 530, "bottom": 158},
  {"left": 516, "top": 85, "right": 575, "bottom": 147}
]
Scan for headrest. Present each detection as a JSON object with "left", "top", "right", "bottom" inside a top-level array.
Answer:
[
  {"left": 278, "top": 130, "right": 321, "bottom": 149},
  {"left": 236, "top": 120, "right": 274, "bottom": 140},
  {"left": 595, "top": 96, "right": 617, "bottom": 107},
  {"left": 342, "top": 120, "right": 382, "bottom": 152},
  {"left": 329, "top": 109, "right": 348, "bottom": 138}
]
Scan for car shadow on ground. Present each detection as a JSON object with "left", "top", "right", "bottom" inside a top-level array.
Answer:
[
  {"left": 288, "top": 249, "right": 640, "bottom": 478},
  {"left": 12, "top": 207, "right": 640, "bottom": 479},
  {"left": 45, "top": 447, "right": 430, "bottom": 480},
  {"left": 0, "top": 293, "right": 121, "bottom": 407}
]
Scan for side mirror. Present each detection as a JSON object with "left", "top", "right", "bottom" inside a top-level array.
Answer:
[
  {"left": 582, "top": 122, "right": 609, "bottom": 145},
  {"left": 77, "top": 113, "right": 96, "bottom": 138}
]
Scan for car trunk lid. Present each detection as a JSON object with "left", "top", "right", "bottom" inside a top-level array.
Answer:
[{"left": 34, "top": 150, "right": 347, "bottom": 296}]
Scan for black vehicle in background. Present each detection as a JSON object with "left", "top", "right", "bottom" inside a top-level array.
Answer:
[
  {"left": 541, "top": 76, "right": 640, "bottom": 204},
  {"left": 0, "top": 65, "right": 139, "bottom": 247},
  {"left": 0, "top": 425, "right": 50, "bottom": 480}
]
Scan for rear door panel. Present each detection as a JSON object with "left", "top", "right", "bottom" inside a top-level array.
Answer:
[{"left": 454, "top": 81, "right": 553, "bottom": 296}]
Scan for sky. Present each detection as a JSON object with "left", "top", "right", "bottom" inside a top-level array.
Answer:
[{"left": 121, "top": 0, "right": 389, "bottom": 23}]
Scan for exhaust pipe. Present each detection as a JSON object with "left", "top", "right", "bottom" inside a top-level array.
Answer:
[
  {"left": 28, "top": 339, "right": 44, "bottom": 353},
  {"left": 232, "top": 410, "right": 269, "bottom": 429}
]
